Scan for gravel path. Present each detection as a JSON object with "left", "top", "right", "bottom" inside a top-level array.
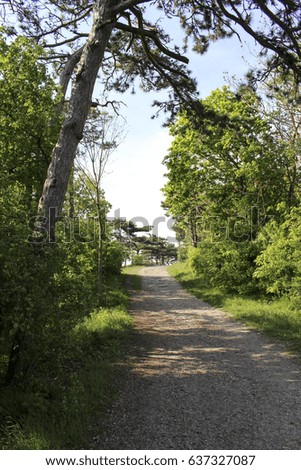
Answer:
[{"left": 94, "top": 266, "right": 301, "bottom": 449}]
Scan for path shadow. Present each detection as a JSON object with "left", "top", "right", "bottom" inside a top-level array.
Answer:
[{"left": 95, "top": 271, "right": 301, "bottom": 450}]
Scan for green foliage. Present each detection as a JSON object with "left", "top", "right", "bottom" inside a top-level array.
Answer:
[
  {"left": 189, "top": 241, "right": 259, "bottom": 294},
  {"left": 112, "top": 219, "right": 177, "bottom": 266},
  {"left": 0, "top": 281, "right": 133, "bottom": 449},
  {"left": 0, "top": 32, "right": 60, "bottom": 200},
  {"left": 103, "top": 240, "right": 125, "bottom": 275},
  {"left": 0, "top": 32, "right": 131, "bottom": 450},
  {"left": 53, "top": 241, "right": 98, "bottom": 320},
  {"left": 163, "top": 86, "right": 288, "bottom": 231},
  {"left": 254, "top": 209, "right": 301, "bottom": 299},
  {"left": 132, "top": 235, "right": 177, "bottom": 265},
  {"left": 75, "top": 307, "right": 132, "bottom": 348},
  {"left": 0, "top": 33, "right": 63, "bottom": 385},
  {"left": 132, "top": 254, "right": 146, "bottom": 266},
  {"left": 163, "top": 84, "right": 301, "bottom": 296}
]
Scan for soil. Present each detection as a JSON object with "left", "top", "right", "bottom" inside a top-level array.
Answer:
[{"left": 93, "top": 266, "right": 301, "bottom": 450}]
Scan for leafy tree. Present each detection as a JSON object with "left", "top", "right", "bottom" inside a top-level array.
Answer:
[
  {"left": 163, "top": 86, "right": 297, "bottom": 291},
  {"left": 145, "top": 236, "right": 177, "bottom": 265},
  {"left": 109, "top": 218, "right": 176, "bottom": 265},
  {"left": 163, "top": 86, "right": 289, "bottom": 239},
  {"left": 250, "top": 68, "right": 301, "bottom": 299},
  {"left": 111, "top": 218, "right": 152, "bottom": 261},
  {"left": 131, "top": 234, "right": 177, "bottom": 265},
  {"left": 0, "top": 32, "right": 60, "bottom": 207},
  {"left": 0, "top": 35, "right": 60, "bottom": 383},
  {"left": 257, "top": 67, "right": 301, "bottom": 209}
]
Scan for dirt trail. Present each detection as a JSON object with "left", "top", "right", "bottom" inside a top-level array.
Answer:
[{"left": 94, "top": 266, "right": 301, "bottom": 449}]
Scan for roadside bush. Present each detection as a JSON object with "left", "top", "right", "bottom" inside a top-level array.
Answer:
[
  {"left": 254, "top": 210, "right": 301, "bottom": 299},
  {"left": 189, "top": 240, "right": 259, "bottom": 294},
  {"left": 0, "top": 280, "right": 133, "bottom": 449},
  {"left": 104, "top": 241, "right": 126, "bottom": 275},
  {"left": 131, "top": 254, "right": 145, "bottom": 266}
]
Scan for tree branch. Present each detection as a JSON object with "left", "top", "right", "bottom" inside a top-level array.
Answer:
[
  {"left": 216, "top": 0, "right": 300, "bottom": 68},
  {"left": 115, "top": 21, "right": 189, "bottom": 64},
  {"left": 58, "top": 47, "right": 84, "bottom": 103},
  {"left": 35, "top": 6, "right": 93, "bottom": 43},
  {"left": 129, "top": 6, "right": 193, "bottom": 107},
  {"left": 113, "top": 0, "right": 153, "bottom": 15},
  {"left": 43, "top": 34, "right": 89, "bottom": 49},
  {"left": 252, "top": 0, "right": 301, "bottom": 58}
]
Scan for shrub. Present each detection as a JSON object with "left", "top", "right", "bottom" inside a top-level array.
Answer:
[
  {"left": 189, "top": 240, "right": 259, "bottom": 294},
  {"left": 254, "top": 211, "right": 301, "bottom": 298}
]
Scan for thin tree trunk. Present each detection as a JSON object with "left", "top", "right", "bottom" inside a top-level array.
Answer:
[
  {"left": 97, "top": 201, "right": 104, "bottom": 307},
  {"left": 98, "top": 223, "right": 104, "bottom": 306},
  {"left": 190, "top": 219, "right": 198, "bottom": 247},
  {"left": 68, "top": 166, "right": 75, "bottom": 219},
  {"left": 37, "top": 0, "right": 117, "bottom": 242},
  {"left": 5, "top": 330, "right": 23, "bottom": 385}
]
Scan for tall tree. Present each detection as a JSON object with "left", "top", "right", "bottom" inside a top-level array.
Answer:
[
  {"left": 2, "top": 1, "right": 301, "bottom": 241},
  {"left": 258, "top": 68, "right": 301, "bottom": 209},
  {"left": 75, "top": 109, "right": 125, "bottom": 305},
  {"left": 162, "top": 86, "right": 294, "bottom": 290},
  {"left": 163, "top": 86, "right": 291, "bottom": 230},
  {"left": 0, "top": 32, "right": 59, "bottom": 206}
]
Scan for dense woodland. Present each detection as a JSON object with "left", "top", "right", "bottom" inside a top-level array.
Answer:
[{"left": 0, "top": 0, "right": 301, "bottom": 449}]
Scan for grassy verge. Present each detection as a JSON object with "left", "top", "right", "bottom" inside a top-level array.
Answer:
[
  {"left": 168, "top": 262, "right": 301, "bottom": 355},
  {"left": 0, "top": 276, "right": 133, "bottom": 449},
  {"left": 122, "top": 265, "right": 143, "bottom": 291}
]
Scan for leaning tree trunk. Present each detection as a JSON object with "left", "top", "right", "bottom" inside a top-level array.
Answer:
[{"left": 37, "top": 0, "right": 117, "bottom": 242}]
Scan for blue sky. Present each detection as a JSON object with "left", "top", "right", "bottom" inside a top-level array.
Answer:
[{"left": 101, "top": 18, "right": 260, "bottom": 240}]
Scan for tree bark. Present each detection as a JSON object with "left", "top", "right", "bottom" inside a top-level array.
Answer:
[
  {"left": 97, "top": 211, "right": 104, "bottom": 307},
  {"left": 37, "top": 0, "right": 117, "bottom": 242},
  {"left": 68, "top": 166, "right": 75, "bottom": 219},
  {"left": 96, "top": 191, "right": 105, "bottom": 307}
]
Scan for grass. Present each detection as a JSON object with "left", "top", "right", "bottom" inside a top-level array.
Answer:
[
  {"left": 122, "top": 265, "right": 143, "bottom": 291},
  {"left": 0, "top": 275, "right": 134, "bottom": 450},
  {"left": 168, "top": 262, "right": 301, "bottom": 355}
]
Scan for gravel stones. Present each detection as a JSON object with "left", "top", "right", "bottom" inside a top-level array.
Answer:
[{"left": 93, "top": 266, "right": 301, "bottom": 450}]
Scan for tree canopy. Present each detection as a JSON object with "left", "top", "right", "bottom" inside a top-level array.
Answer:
[
  {"left": 162, "top": 79, "right": 301, "bottom": 291},
  {"left": 2, "top": 1, "right": 301, "bottom": 239}
]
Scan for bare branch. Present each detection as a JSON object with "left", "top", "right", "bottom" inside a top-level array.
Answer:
[
  {"left": 35, "top": 6, "right": 93, "bottom": 43},
  {"left": 43, "top": 34, "right": 89, "bottom": 49},
  {"left": 38, "top": 54, "right": 71, "bottom": 61},
  {"left": 59, "top": 47, "right": 84, "bottom": 101}
]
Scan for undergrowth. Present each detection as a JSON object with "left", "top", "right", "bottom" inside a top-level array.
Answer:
[
  {"left": 122, "top": 265, "right": 143, "bottom": 290},
  {"left": 0, "top": 275, "right": 134, "bottom": 449}
]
